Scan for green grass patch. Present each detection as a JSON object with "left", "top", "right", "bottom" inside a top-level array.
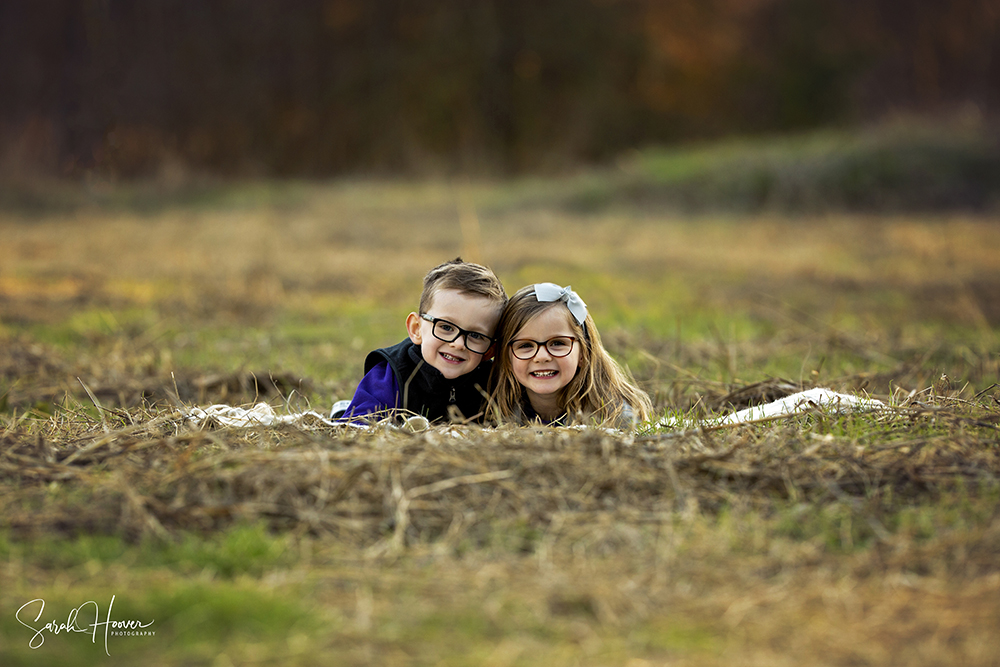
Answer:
[
  {"left": 2, "top": 522, "right": 295, "bottom": 578},
  {"left": 0, "top": 578, "right": 320, "bottom": 667},
  {"left": 558, "top": 121, "right": 1000, "bottom": 213}
]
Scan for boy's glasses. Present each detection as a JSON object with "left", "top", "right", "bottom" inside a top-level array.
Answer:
[
  {"left": 509, "top": 336, "right": 577, "bottom": 360},
  {"left": 420, "top": 314, "right": 493, "bottom": 354}
]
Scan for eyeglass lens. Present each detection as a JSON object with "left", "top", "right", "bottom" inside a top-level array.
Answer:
[
  {"left": 510, "top": 337, "right": 575, "bottom": 360},
  {"left": 433, "top": 319, "right": 491, "bottom": 353}
]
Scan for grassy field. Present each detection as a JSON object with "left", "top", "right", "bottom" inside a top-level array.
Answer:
[{"left": 1, "top": 159, "right": 999, "bottom": 665}]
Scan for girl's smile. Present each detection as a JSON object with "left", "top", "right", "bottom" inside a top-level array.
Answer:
[
  {"left": 489, "top": 282, "right": 653, "bottom": 428},
  {"left": 509, "top": 307, "right": 581, "bottom": 419}
]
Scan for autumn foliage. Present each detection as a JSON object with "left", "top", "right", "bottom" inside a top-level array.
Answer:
[{"left": 1, "top": 0, "right": 997, "bottom": 178}]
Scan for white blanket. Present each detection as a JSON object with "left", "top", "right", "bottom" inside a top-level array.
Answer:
[
  {"left": 657, "top": 387, "right": 886, "bottom": 429},
  {"left": 184, "top": 388, "right": 885, "bottom": 431},
  {"left": 184, "top": 403, "right": 349, "bottom": 428}
]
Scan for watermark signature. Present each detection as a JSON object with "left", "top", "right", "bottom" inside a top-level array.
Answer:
[{"left": 16, "top": 595, "right": 155, "bottom": 656}]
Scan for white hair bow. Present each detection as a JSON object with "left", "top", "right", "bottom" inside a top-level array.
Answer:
[{"left": 533, "top": 283, "right": 588, "bottom": 325}]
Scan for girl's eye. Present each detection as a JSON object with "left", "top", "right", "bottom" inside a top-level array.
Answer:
[
  {"left": 549, "top": 339, "right": 570, "bottom": 349},
  {"left": 514, "top": 341, "right": 535, "bottom": 350}
]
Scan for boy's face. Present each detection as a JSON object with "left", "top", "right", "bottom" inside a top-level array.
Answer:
[{"left": 406, "top": 289, "right": 502, "bottom": 380}]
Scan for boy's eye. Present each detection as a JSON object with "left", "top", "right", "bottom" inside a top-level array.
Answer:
[
  {"left": 437, "top": 323, "right": 457, "bottom": 334},
  {"left": 467, "top": 332, "right": 486, "bottom": 342}
]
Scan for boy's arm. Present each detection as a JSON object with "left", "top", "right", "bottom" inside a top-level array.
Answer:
[{"left": 339, "top": 361, "right": 400, "bottom": 421}]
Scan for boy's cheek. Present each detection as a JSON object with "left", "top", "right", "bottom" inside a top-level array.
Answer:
[{"left": 419, "top": 343, "right": 436, "bottom": 367}]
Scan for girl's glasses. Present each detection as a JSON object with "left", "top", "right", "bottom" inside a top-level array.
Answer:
[
  {"left": 420, "top": 314, "right": 493, "bottom": 354},
  {"left": 509, "top": 336, "right": 577, "bottom": 360}
]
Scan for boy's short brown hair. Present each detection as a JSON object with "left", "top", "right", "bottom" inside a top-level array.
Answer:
[{"left": 420, "top": 257, "right": 507, "bottom": 314}]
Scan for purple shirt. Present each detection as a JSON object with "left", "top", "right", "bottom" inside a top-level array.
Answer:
[{"left": 340, "top": 361, "right": 400, "bottom": 421}]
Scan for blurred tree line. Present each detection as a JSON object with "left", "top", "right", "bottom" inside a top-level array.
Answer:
[{"left": 1, "top": 0, "right": 997, "bottom": 178}]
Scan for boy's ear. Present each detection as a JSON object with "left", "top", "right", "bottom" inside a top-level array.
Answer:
[
  {"left": 483, "top": 342, "right": 497, "bottom": 362},
  {"left": 405, "top": 312, "right": 423, "bottom": 345}
]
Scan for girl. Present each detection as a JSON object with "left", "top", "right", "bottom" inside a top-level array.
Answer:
[{"left": 488, "top": 283, "right": 653, "bottom": 428}]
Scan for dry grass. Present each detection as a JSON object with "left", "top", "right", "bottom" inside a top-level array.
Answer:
[
  {"left": 2, "top": 397, "right": 999, "bottom": 665},
  {"left": 1, "top": 182, "right": 999, "bottom": 665},
  {"left": 2, "top": 391, "right": 998, "bottom": 544}
]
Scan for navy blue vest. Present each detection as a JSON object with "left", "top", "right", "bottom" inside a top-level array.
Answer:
[{"left": 365, "top": 339, "right": 491, "bottom": 423}]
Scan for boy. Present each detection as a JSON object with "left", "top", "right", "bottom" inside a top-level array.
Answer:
[{"left": 333, "top": 258, "right": 507, "bottom": 423}]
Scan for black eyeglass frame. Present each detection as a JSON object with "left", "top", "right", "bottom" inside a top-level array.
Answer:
[
  {"left": 419, "top": 313, "right": 494, "bottom": 354},
  {"left": 508, "top": 336, "right": 578, "bottom": 360}
]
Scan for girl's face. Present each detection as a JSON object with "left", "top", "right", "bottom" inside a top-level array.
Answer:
[{"left": 509, "top": 305, "right": 581, "bottom": 406}]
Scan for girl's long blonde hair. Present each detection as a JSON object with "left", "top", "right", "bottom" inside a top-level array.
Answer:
[{"left": 488, "top": 285, "right": 653, "bottom": 427}]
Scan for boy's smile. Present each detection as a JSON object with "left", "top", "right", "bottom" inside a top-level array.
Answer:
[
  {"left": 406, "top": 289, "right": 501, "bottom": 380},
  {"left": 435, "top": 346, "right": 470, "bottom": 370}
]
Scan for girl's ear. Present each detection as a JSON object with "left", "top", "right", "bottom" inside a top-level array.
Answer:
[{"left": 405, "top": 312, "right": 423, "bottom": 345}]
